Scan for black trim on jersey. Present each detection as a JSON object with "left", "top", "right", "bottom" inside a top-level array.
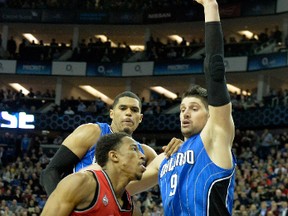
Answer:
[
  {"left": 74, "top": 170, "right": 99, "bottom": 211},
  {"left": 208, "top": 178, "right": 231, "bottom": 216}
]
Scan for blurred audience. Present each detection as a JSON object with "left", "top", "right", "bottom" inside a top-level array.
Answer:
[{"left": 0, "top": 125, "right": 287, "bottom": 215}]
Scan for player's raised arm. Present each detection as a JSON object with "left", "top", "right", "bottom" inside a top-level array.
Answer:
[{"left": 197, "top": 0, "right": 235, "bottom": 168}]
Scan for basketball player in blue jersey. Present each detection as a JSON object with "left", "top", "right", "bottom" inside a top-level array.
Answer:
[
  {"left": 40, "top": 91, "right": 182, "bottom": 195},
  {"left": 127, "top": 0, "right": 236, "bottom": 215}
]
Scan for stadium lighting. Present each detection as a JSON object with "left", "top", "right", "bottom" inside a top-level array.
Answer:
[
  {"left": 23, "top": 33, "right": 39, "bottom": 44},
  {"left": 129, "top": 45, "right": 145, "bottom": 51},
  {"left": 94, "top": 34, "right": 117, "bottom": 47},
  {"left": 227, "top": 84, "right": 250, "bottom": 95},
  {"left": 79, "top": 85, "right": 113, "bottom": 105},
  {"left": 9, "top": 83, "right": 29, "bottom": 95},
  {"left": 150, "top": 86, "right": 178, "bottom": 99},
  {"left": 168, "top": 35, "right": 183, "bottom": 44},
  {"left": 237, "top": 30, "right": 258, "bottom": 40}
]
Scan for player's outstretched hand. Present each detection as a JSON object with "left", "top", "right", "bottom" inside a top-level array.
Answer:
[{"left": 162, "top": 137, "right": 183, "bottom": 158}]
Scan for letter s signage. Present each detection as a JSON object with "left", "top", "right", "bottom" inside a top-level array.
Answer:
[{"left": 0, "top": 112, "right": 35, "bottom": 129}]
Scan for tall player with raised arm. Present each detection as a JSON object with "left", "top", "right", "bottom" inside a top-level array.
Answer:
[{"left": 127, "top": 0, "right": 236, "bottom": 215}]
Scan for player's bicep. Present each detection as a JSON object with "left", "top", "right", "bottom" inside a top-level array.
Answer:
[{"left": 62, "top": 123, "right": 101, "bottom": 158}]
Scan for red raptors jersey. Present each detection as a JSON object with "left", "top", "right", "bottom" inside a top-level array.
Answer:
[{"left": 71, "top": 170, "right": 133, "bottom": 216}]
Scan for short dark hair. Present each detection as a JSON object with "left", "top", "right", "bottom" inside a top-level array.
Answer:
[
  {"left": 182, "top": 85, "right": 208, "bottom": 109},
  {"left": 96, "top": 132, "right": 130, "bottom": 167},
  {"left": 112, "top": 91, "right": 142, "bottom": 110}
]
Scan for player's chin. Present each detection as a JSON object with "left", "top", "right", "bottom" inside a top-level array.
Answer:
[{"left": 123, "top": 127, "right": 133, "bottom": 134}]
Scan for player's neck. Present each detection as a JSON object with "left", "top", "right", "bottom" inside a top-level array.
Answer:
[{"left": 104, "top": 168, "right": 128, "bottom": 198}]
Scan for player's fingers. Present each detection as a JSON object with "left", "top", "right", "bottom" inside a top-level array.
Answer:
[
  {"left": 164, "top": 138, "right": 183, "bottom": 158},
  {"left": 163, "top": 137, "right": 176, "bottom": 154}
]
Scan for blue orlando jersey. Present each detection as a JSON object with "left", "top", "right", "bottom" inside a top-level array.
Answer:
[
  {"left": 74, "top": 122, "right": 144, "bottom": 172},
  {"left": 159, "top": 134, "right": 236, "bottom": 216}
]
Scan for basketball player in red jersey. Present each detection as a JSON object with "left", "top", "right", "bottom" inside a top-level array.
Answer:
[{"left": 41, "top": 132, "right": 146, "bottom": 216}]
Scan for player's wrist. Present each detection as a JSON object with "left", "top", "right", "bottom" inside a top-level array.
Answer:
[
  {"left": 203, "top": 1, "right": 218, "bottom": 8},
  {"left": 203, "top": 1, "right": 220, "bottom": 22}
]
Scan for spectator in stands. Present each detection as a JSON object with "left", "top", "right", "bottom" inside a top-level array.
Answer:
[
  {"left": 259, "top": 129, "right": 275, "bottom": 159},
  {"left": 53, "top": 135, "right": 63, "bottom": 145},
  {"left": 86, "top": 102, "right": 97, "bottom": 113},
  {"left": 279, "top": 201, "right": 288, "bottom": 216},
  {"left": 7, "top": 36, "right": 17, "bottom": 59},
  {"left": 28, "top": 87, "right": 35, "bottom": 98},
  {"left": 42, "top": 89, "right": 52, "bottom": 98},
  {"left": 21, "top": 133, "right": 31, "bottom": 155},
  {"left": 64, "top": 106, "right": 75, "bottom": 115},
  {"left": 258, "top": 28, "right": 270, "bottom": 44},
  {"left": 76, "top": 100, "right": 86, "bottom": 113},
  {"left": 0, "top": 147, "right": 4, "bottom": 166},
  {"left": 272, "top": 25, "right": 283, "bottom": 44},
  {"left": 8, "top": 199, "right": 23, "bottom": 214}
]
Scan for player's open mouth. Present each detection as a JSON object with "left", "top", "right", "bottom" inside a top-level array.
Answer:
[{"left": 182, "top": 120, "right": 191, "bottom": 127}]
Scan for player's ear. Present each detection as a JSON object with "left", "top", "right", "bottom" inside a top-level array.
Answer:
[
  {"left": 109, "top": 109, "right": 114, "bottom": 120},
  {"left": 139, "top": 114, "right": 143, "bottom": 123},
  {"left": 109, "top": 150, "right": 119, "bottom": 163}
]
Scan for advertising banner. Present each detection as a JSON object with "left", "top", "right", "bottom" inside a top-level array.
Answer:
[
  {"left": 154, "top": 59, "right": 203, "bottom": 75},
  {"left": 52, "top": 62, "right": 86, "bottom": 76},
  {"left": 182, "top": 5, "right": 204, "bottom": 21},
  {"left": 109, "top": 11, "right": 143, "bottom": 24},
  {"left": 276, "top": 0, "right": 288, "bottom": 13},
  {"left": 143, "top": 9, "right": 176, "bottom": 23},
  {"left": 248, "top": 52, "right": 287, "bottom": 71},
  {"left": 122, "top": 62, "right": 154, "bottom": 76},
  {"left": 16, "top": 61, "right": 51, "bottom": 75},
  {"left": 224, "top": 57, "right": 248, "bottom": 72},
  {"left": 78, "top": 11, "right": 109, "bottom": 24},
  {"left": 220, "top": 2, "right": 241, "bottom": 18},
  {"left": 0, "top": 60, "right": 17, "bottom": 74},
  {"left": 0, "top": 111, "right": 35, "bottom": 129},
  {"left": 86, "top": 62, "right": 121, "bottom": 77},
  {"left": 0, "top": 8, "right": 41, "bottom": 22},
  {"left": 241, "top": 0, "right": 276, "bottom": 16},
  {"left": 42, "top": 10, "right": 75, "bottom": 23}
]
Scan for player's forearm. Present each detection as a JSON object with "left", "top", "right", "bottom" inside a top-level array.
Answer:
[
  {"left": 204, "top": 22, "right": 230, "bottom": 107},
  {"left": 127, "top": 172, "right": 158, "bottom": 195},
  {"left": 40, "top": 145, "right": 80, "bottom": 195},
  {"left": 127, "top": 154, "right": 164, "bottom": 195},
  {"left": 40, "top": 168, "right": 62, "bottom": 195}
]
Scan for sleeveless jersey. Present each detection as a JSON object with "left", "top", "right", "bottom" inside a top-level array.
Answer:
[
  {"left": 159, "top": 133, "right": 236, "bottom": 216},
  {"left": 74, "top": 122, "right": 144, "bottom": 172},
  {"left": 71, "top": 170, "right": 133, "bottom": 216}
]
